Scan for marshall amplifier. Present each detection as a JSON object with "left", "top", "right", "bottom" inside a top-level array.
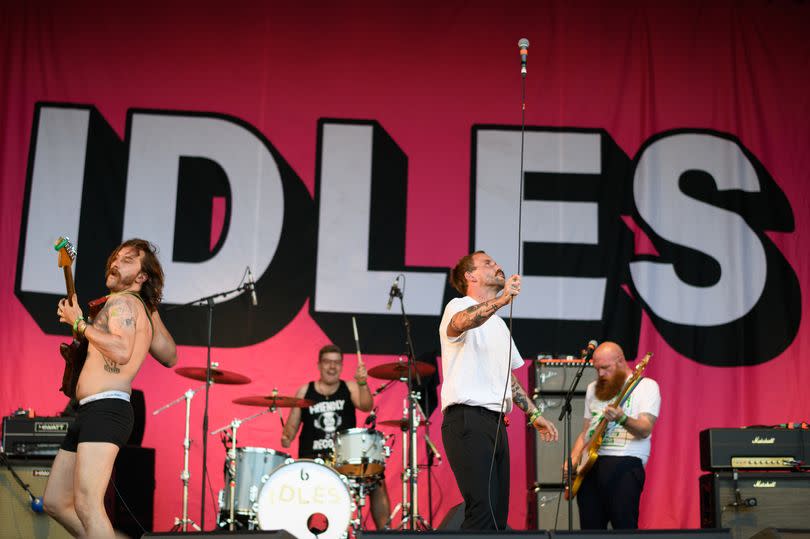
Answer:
[
  {"left": 699, "top": 472, "right": 810, "bottom": 539},
  {"left": 700, "top": 428, "right": 809, "bottom": 471},
  {"left": 2, "top": 416, "right": 74, "bottom": 457}
]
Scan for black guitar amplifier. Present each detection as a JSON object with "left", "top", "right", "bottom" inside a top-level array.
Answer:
[
  {"left": 532, "top": 355, "right": 597, "bottom": 393},
  {"left": 700, "top": 428, "right": 809, "bottom": 471},
  {"left": 2, "top": 416, "right": 73, "bottom": 457}
]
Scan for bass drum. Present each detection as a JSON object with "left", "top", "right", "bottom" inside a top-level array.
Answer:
[{"left": 257, "top": 460, "right": 353, "bottom": 539}]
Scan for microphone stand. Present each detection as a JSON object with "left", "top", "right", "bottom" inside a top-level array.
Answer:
[
  {"left": 167, "top": 281, "right": 253, "bottom": 529},
  {"left": 391, "top": 286, "right": 431, "bottom": 530},
  {"left": 0, "top": 452, "right": 43, "bottom": 512},
  {"left": 557, "top": 351, "right": 591, "bottom": 531}
]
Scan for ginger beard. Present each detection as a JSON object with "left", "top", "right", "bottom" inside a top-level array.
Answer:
[{"left": 594, "top": 367, "right": 629, "bottom": 401}]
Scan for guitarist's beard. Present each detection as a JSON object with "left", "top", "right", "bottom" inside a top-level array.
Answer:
[
  {"left": 594, "top": 369, "right": 629, "bottom": 401},
  {"left": 106, "top": 268, "right": 137, "bottom": 292}
]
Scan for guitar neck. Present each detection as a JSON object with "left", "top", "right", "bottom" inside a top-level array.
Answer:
[{"left": 63, "top": 266, "right": 76, "bottom": 300}]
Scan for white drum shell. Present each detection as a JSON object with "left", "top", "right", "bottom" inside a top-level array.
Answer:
[
  {"left": 333, "top": 428, "right": 386, "bottom": 478},
  {"left": 222, "top": 447, "right": 289, "bottom": 515},
  {"left": 257, "top": 459, "right": 353, "bottom": 539}
]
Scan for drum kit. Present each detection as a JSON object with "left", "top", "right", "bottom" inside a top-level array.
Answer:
[{"left": 153, "top": 357, "right": 438, "bottom": 537}]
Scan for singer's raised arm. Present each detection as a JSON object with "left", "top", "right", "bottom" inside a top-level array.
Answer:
[{"left": 446, "top": 274, "right": 519, "bottom": 338}]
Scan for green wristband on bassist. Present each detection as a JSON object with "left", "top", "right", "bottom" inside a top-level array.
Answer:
[
  {"left": 72, "top": 316, "right": 85, "bottom": 334},
  {"left": 528, "top": 409, "right": 543, "bottom": 426}
]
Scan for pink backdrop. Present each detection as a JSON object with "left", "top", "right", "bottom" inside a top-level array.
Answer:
[{"left": 2, "top": 0, "right": 809, "bottom": 532}]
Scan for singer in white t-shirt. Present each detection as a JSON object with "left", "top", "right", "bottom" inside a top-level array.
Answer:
[
  {"left": 439, "top": 250, "right": 558, "bottom": 530},
  {"left": 566, "top": 341, "right": 661, "bottom": 529}
]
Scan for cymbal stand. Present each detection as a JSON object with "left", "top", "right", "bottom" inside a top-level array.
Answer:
[
  {"left": 414, "top": 397, "right": 441, "bottom": 527},
  {"left": 166, "top": 276, "right": 254, "bottom": 527},
  {"left": 154, "top": 382, "right": 207, "bottom": 532},
  {"left": 211, "top": 406, "right": 278, "bottom": 531}
]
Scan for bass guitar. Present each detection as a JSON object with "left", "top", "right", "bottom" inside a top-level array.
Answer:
[{"left": 564, "top": 352, "right": 652, "bottom": 500}]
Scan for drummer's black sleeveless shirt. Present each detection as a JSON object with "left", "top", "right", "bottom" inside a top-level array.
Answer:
[{"left": 298, "top": 381, "right": 356, "bottom": 459}]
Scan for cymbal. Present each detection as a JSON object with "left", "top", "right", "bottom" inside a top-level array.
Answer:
[
  {"left": 175, "top": 367, "right": 251, "bottom": 385},
  {"left": 367, "top": 361, "right": 436, "bottom": 380},
  {"left": 233, "top": 395, "right": 314, "bottom": 408},
  {"left": 378, "top": 419, "right": 430, "bottom": 429}
]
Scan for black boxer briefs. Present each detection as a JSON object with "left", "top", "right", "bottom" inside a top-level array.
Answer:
[{"left": 60, "top": 398, "right": 134, "bottom": 452}]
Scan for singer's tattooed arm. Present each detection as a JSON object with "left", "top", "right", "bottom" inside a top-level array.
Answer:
[
  {"left": 511, "top": 373, "right": 538, "bottom": 415},
  {"left": 447, "top": 296, "right": 508, "bottom": 337}
]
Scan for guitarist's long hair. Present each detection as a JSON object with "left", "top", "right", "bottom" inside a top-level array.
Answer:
[{"left": 107, "top": 238, "right": 164, "bottom": 313}]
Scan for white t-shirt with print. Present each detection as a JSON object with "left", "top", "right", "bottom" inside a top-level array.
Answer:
[
  {"left": 582, "top": 376, "right": 661, "bottom": 466},
  {"left": 439, "top": 296, "right": 524, "bottom": 413}
]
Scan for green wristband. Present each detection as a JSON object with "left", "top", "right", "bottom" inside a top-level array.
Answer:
[
  {"left": 357, "top": 380, "right": 367, "bottom": 387},
  {"left": 72, "top": 316, "right": 85, "bottom": 333},
  {"left": 617, "top": 413, "right": 629, "bottom": 426},
  {"left": 528, "top": 409, "right": 542, "bottom": 426}
]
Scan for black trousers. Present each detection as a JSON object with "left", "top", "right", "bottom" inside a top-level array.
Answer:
[
  {"left": 576, "top": 455, "right": 645, "bottom": 529},
  {"left": 441, "top": 404, "right": 510, "bottom": 530}
]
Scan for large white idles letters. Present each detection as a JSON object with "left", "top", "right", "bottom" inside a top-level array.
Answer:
[
  {"left": 630, "top": 133, "right": 767, "bottom": 326},
  {"left": 123, "top": 113, "right": 284, "bottom": 304}
]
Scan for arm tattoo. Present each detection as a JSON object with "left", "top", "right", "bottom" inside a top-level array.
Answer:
[
  {"left": 97, "top": 297, "right": 137, "bottom": 375},
  {"left": 107, "top": 297, "right": 137, "bottom": 331},
  {"left": 450, "top": 298, "right": 502, "bottom": 333},
  {"left": 511, "top": 373, "right": 536, "bottom": 414}
]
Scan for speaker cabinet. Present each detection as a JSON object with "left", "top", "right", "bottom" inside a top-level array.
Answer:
[
  {"left": 536, "top": 486, "right": 580, "bottom": 530},
  {"left": 700, "top": 472, "right": 810, "bottom": 539},
  {"left": 107, "top": 446, "right": 155, "bottom": 537},
  {"left": 0, "top": 459, "right": 73, "bottom": 539},
  {"left": 528, "top": 393, "right": 585, "bottom": 485}
]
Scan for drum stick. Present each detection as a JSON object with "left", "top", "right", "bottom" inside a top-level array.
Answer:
[{"left": 352, "top": 316, "right": 364, "bottom": 366}]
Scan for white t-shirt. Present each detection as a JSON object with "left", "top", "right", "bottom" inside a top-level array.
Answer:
[
  {"left": 582, "top": 376, "right": 661, "bottom": 466},
  {"left": 439, "top": 296, "right": 524, "bottom": 413}
]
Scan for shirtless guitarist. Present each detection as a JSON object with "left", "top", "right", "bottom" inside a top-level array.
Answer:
[{"left": 44, "top": 239, "right": 177, "bottom": 538}]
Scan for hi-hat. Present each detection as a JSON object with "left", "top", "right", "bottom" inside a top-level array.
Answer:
[
  {"left": 233, "top": 395, "right": 314, "bottom": 408},
  {"left": 367, "top": 361, "right": 436, "bottom": 380},
  {"left": 175, "top": 367, "right": 251, "bottom": 385}
]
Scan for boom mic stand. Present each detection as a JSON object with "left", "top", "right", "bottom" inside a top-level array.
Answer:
[
  {"left": 390, "top": 284, "right": 431, "bottom": 531},
  {"left": 167, "top": 280, "right": 254, "bottom": 528},
  {"left": 557, "top": 343, "right": 596, "bottom": 530}
]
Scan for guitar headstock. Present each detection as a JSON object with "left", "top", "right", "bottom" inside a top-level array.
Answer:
[
  {"left": 54, "top": 236, "right": 76, "bottom": 268},
  {"left": 633, "top": 352, "right": 653, "bottom": 377}
]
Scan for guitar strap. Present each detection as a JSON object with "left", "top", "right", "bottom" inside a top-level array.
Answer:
[{"left": 117, "top": 291, "right": 154, "bottom": 333}]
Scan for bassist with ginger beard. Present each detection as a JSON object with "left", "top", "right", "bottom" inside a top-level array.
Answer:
[
  {"left": 45, "top": 239, "right": 177, "bottom": 538},
  {"left": 566, "top": 341, "right": 660, "bottom": 529}
]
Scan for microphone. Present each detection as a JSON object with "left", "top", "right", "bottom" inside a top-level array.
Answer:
[
  {"left": 365, "top": 407, "right": 378, "bottom": 427},
  {"left": 373, "top": 380, "right": 394, "bottom": 396},
  {"left": 582, "top": 340, "right": 598, "bottom": 361},
  {"left": 386, "top": 277, "right": 399, "bottom": 310},
  {"left": 30, "top": 495, "right": 44, "bottom": 513},
  {"left": 518, "top": 38, "right": 529, "bottom": 77},
  {"left": 247, "top": 267, "right": 258, "bottom": 307}
]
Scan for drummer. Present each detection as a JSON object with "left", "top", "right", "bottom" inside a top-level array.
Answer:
[{"left": 281, "top": 344, "right": 391, "bottom": 529}]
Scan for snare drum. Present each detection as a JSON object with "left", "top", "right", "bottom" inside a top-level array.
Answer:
[
  {"left": 333, "top": 428, "right": 386, "bottom": 478},
  {"left": 221, "top": 447, "right": 289, "bottom": 515},
  {"left": 257, "top": 459, "right": 353, "bottom": 539}
]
